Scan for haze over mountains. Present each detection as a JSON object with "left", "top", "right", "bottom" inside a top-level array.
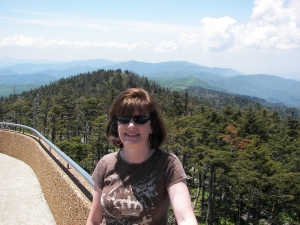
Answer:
[{"left": 0, "top": 57, "right": 299, "bottom": 109}]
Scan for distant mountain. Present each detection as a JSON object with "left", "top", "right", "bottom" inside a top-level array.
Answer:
[
  {"left": 0, "top": 57, "right": 63, "bottom": 67},
  {"left": 39, "top": 66, "right": 102, "bottom": 79},
  {"left": 0, "top": 69, "right": 16, "bottom": 76},
  {"left": 0, "top": 84, "right": 41, "bottom": 96},
  {"left": 153, "top": 76, "right": 228, "bottom": 93},
  {"left": 0, "top": 58, "right": 299, "bottom": 108},
  {"left": 0, "top": 58, "right": 121, "bottom": 75},
  {"left": 152, "top": 74, "right": 300, "bottom": 108},
  {"left": 0, "top": 73, "right": 56, "bottom": 85},
  {"left": 102, "top": 60, "right": 243, "bottom": 77},
  {"left": 209, "top": 74, "right": 300, "bottom": 107}
]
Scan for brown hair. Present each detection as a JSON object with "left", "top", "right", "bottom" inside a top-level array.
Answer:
[{"left": 106, "top": 88, "right": 167, "bottom": 149}]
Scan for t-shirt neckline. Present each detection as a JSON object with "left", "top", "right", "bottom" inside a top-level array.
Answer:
[{"left": 117, "top": 148, "right": 158, "bottom": 166}]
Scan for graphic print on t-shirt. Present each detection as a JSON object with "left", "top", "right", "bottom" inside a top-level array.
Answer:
[{"left": 101, "top": 171, "right": 158, "bottom": 224}]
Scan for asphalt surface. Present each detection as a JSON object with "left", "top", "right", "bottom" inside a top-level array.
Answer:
[{"left": 0, "top": 153, "right": 56, "bottom": 225}]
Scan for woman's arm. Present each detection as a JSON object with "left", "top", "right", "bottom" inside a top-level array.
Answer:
[
  {"left": 86, "top": 185, "right": 104, "bottom": 225},
  {"left": 167, "top": 181, "right": 198, "bottom": 225}
]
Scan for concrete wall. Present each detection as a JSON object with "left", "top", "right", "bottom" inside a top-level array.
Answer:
[{"left": 0, "top": 130, "right": 93, "bottom": 225}]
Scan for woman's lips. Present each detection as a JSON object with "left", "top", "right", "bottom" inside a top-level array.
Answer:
[{"left": 125, "top": 133, "right": 139, "bottom": 137}]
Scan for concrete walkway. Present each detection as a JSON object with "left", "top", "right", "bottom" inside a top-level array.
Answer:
[{"left": 0, "top": 153, "right": 56, "bottom": 225}]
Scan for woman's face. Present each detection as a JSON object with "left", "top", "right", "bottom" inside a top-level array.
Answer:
[{"left": 117, "top": 111, "right": 153, "bottom": 150}]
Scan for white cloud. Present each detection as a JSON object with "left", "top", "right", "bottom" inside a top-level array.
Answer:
[
  {"left": 199, "top": 16, "right": 237, "bottom": 51},
  {"left": 2, "top": 0, "right": 299, "bottom": 54},
  {"left": 154, "top": 41, "right": 181, "bottom": 53},
  {"left": 155, "top": 0, "right": 300, "bottom": 53},
  {"left": 95, "top": 42, "right": 151, "bottom": 51},
  {"left": 0, "top": 35, "right": 151, "bottom": 51},
  {"left": 251, "top": 0, "right": 293, "bottom": 24},
  {"left": 239, "top": 0, "right": 300, "bottom": 50},
  {"left": 155, "top": 17, "right": 237, "bottom": 53},
  {"left": 0, "top": 35, "right": 43, "bottom": 47}
]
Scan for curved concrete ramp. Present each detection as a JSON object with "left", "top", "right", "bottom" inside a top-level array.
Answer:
[{"left": 0, "top": 153, "right": 56, "bottom": 225}]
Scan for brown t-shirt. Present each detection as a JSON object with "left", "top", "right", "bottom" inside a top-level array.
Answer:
[{"left": 92, "top": 149, "right": 187, "bottom": 225}]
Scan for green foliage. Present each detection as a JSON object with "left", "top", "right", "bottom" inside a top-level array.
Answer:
[
  {"left": 1, "top": 69, "right": 300, "bottom": 224},
  {"left": 56, "top": 137, "right": 87, "bottom": 163}
]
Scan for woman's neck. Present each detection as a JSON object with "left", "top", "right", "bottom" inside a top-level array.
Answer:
[{"left": 121, "top": 147, "right": 154, "bottom": 164}]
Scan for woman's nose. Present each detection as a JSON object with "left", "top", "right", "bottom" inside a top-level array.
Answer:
[{"left": 128, "top": 119, "right": 136, "bottom": 127}]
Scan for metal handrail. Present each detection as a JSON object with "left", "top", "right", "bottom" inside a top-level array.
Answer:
[{"left": 0, "top": 122, "right": 94, "bottom": 187}]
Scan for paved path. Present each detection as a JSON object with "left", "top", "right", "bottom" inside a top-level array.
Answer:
[{"left": 0, "top": 153, "right": 56, "bottom": 225}]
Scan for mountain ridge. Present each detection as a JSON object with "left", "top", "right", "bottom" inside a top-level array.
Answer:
[{"left": 0, "top": 58, "right": 299, "bottom": 108}]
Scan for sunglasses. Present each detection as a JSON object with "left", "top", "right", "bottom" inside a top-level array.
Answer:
[{"left": 116, "top": 115, "right": 151, "bottom": 124}]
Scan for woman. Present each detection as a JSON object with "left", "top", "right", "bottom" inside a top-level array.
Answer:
[{"left": 86, "top": 88, "right": 197, "bottom": 225}]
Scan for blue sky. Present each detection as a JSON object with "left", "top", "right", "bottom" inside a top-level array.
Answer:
[{"left": 0, "top": 0, "right": 300, "bottom": 80}]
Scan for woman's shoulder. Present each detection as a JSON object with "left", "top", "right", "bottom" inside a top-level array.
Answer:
[
  {"left": 156, "top": 149, "right": 180, "bottom": 162},
  {"left": 94, "top": 151, "right": 119, "bottom": 173},
  {"left": 99, "top": 151, "right": 118, "bottom": 163}
]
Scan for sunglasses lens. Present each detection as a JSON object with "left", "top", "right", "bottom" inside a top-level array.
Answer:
[
  {"left": 133, "top": 115, "right": 151, "bottom": 124},
  {"left": 116, "top": 115, "right": 151, "bottom": 124},
  {"left": 116, "top": 116, "right": 131, "bottom": 124}
]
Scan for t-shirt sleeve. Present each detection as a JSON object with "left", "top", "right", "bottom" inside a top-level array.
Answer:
[
  {"left": 165, "top": 153, "right": 187, "bottom": 188},
  {"left": 92, "top": 156, "right": 107, "bottom": 189}
]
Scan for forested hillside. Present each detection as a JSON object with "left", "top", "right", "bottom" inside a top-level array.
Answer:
[
  {"left": 1, "top": 59, "right": 299, "bottom": 108},
  {"left": 150, "top": 72, "right": 300, "bottom": 109},
  {"left": 1, "top": 69, "right": 300, "bottom": 225}
]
